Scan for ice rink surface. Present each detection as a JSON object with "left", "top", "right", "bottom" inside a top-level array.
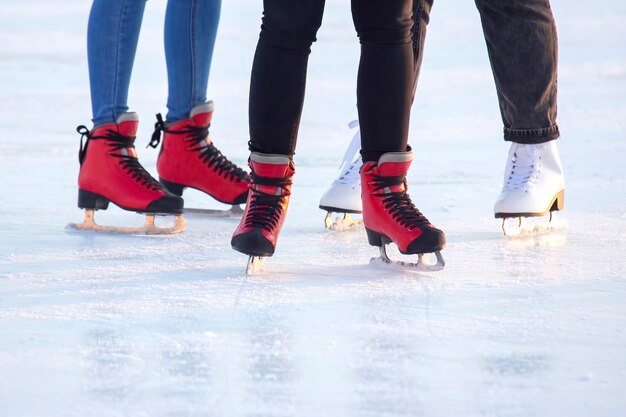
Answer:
[{"left": 1, "top": 0, "right": 625, "bottom": 416}]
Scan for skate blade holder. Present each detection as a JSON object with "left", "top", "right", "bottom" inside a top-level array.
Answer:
[
  {"left": 370, "top": 245, "right": 445, "bottom": 272},
  {"left": 246, "top": 256, "right": 266, "bottom": 275},
  {"left": 184, "top": 205, "right": 243, "bottom": 218},
  {"left": 501, "top": 211, "right": 565, "bottom": 238},
  {"left": 67, "top": 209, "right": 185, "bottom": 235},
  {"left": 324, "top": 211, "right": 362, "bottom": 231}
]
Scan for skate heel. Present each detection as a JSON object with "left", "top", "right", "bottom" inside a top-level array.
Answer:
[
  {"left": 160, "top": 178, "right": 186, "bottom": 196},
  {"left": 550, "top": 190, "right": 565, "bottom": 212},
  {"left": 365, "top": 228, "right": 387, "bottom": 247},
  {"left": 78, "top": 189, "right": 110, "bottom": 210}
]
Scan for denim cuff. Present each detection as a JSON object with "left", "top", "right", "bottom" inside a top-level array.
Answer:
[{"left": 504, "top": 124, "right": 560, "bottom": 144}]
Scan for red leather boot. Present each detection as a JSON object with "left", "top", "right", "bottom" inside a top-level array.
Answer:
[
  {"left": 77, "top": 113, "right": 183, "bottom": 214},
  {"left": 231, "top": 152, "right": 294, "bottom": 259},
  {"left": 361, "top": 151, "right": 445, "bottom": 267},
  {"left": 151, "top": 102, "right": 251, "bottom": 205},
  {"left": 71, "top": 113, "right": 185, "bottom": 234}
]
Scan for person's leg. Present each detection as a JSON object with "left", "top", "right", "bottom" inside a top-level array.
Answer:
[
  {"left": 352, "top": 0, "right": 414, "bottom": 162},
  {"left": 476, "top": 0, "right": 564, "bottom": 229},
  {"left": 154, "top": 0, "right": 250, "bottom": 207},
  {"left": 351, "top": 0, "right": 445, "bottom": 262},
  {"left": 248, "top": 0, "right": 326, "bottom": 156},
  {"left": 475, "top": 0, "right": 559, "bottom": 143},
  {"left": 88, "top": 0, "right": 147, "bottom": 126},
  {"left": 232, "top": 0, "right": 326, "bottom": 260},
  {"left": 164, "top": 0, "right": 221, "bottom": 123}
]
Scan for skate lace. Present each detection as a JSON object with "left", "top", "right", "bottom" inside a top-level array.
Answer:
[
  {"left": 371, "top": 173, "right": 430, "bottom": 231},
  {"left": 149, "top": 113, "right": 250, "bottom": 183},
  {"left": 504, "top": 144, "right": 541, "bottom": 192},
  {"left": 244, "top": 172, "right": 293, "bottom": 232},
  {"left": 76, "top": 125, "right": 166, "bottom": 192},
  {"left": 334, "top": 120, "right": 362, "bottom": 185}
]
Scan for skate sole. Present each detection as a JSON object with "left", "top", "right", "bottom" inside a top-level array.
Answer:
[
  {"left": 78, "top": 189, "right": 183, "bottom": 215},
  {"left": 495, "top": 190, "right": 564, "bottom": 219},
  {"left": 160, "top": 178, "right": 248, "bottom": 206},
  {"left": 319, "top": 205, "right": 362, "bottom": 214},
  {"left": 183, "top": 206, "right": 244, "bottom": 217}
]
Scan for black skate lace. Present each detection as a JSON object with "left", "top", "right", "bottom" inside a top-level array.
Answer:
[
  {"left": 370, "top": 173, "right": 430, "bottom": 231},
  {"left": 76, "top": 125, "right": 167, "bottom": 192},
  {"left": 244, "top": 171, "right": 293, "bottom": 232},
  {"left": 149, "top": 113, "right": 250, "bottom": 183}
]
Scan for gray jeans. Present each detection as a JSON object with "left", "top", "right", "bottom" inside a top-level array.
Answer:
[{"left": 412, "top": 0, "right": 559, "bottom": 143}]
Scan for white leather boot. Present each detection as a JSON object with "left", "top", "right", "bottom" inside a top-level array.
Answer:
[
  {"left": 319, "top": 120, "right": 363, "bottom": 229},
  {"left": 494, "top": 140, "right": 565, "bottom": 235}
]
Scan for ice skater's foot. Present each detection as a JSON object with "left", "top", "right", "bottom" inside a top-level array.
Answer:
[
  {"left": 361, "top": 151, "right": 445, "bottom": 269},
  {"left": 319, "top": 120, "right": 363, "bottom": 229},
  {"left": 151, "top": 101, "right": 251, "bottom": 206},
  {"left": 231, "top": 152, "right": 294, "bottom": 264},
  {"left": 73, "top": 113, "right": 184, "bottom": 234},
  {"left": 494, "top": 140, "right": 565, "bottom": 236}
]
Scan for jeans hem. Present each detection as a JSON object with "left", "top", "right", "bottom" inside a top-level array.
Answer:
[{"left": 504, "top": 124, "right": 560, "bottom": 144}]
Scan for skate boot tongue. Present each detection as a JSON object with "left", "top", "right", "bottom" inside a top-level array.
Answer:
[
  {"left": 249, "top": 152, "right": 293, "bottom": 194},
  {"left": 376, "top": 152, "right": 412, "bottom": 193},
  {"left": 114, "top": 112, "right": 139, "bottom": 137},
  {"left": 189, "top": 101, "right": 215, "bottom": 128}
]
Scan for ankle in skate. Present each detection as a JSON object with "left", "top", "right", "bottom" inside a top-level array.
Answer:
[
  {"left": 68, "top": 113, "right": 185, "bottom": 234},
  {"left": 149, "top": 101, "right": 251, "bottom": 213},
  {"left": 231, "top": 152, "right": 295, "bottom": 273},
  {"left": 361, "top": 151, "right": 445, "bottom": 270},
  {"left": 494, "top": 140, "right": 565, "bottom": 236},
  {"left": 319, "top": 120, "right": 363, "bottom": 230}
]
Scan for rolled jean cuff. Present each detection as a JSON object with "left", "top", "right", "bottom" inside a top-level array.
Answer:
[{"left": 504, "top": 124, "right": 560, "bottom": 144}]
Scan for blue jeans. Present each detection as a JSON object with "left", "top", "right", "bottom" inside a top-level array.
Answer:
[{"left": 88, "top": 0, "right": 221, "bottom": 126}]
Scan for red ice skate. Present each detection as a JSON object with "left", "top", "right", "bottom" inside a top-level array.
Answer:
[
  {"left": 69, "top": 113, "right": 185, "bottom": 234},
  {"left": 150, "top": 102, "right": 251, "bottom": 215},
  {"left": 361, "top": 151, "right": 446, "bottom": 270},
  {"left": 231, "top": 152, "right": 294, "bottom": 273}
]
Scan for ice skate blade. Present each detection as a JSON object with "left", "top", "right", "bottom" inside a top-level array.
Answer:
[
  {"left": 501, "top": 212, "right": 566, "bottom": 238},
  {"left": 246, "top": 256, "right": 265, "bottom": 275},
  {"left": 184, "top": 205, "right": 243, "bottom": 217},
  {"left": 66, "top": 209, "right": 185, "bottom": 235},
  {"left": 369, "top": 246, "right": 445, "bottom": 272},
  {"left": 324, "top": 212, "right": 362, "bottom": 231}
]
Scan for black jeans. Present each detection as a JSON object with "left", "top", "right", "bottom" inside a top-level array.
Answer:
[
  {"left": 248, "top": 0, "right": 558, "bottom": 161},
  {"left": 476, "top": 0, "right": 559, "bottom": 143}
]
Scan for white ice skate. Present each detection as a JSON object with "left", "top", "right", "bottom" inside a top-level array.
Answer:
[
  {"left": 494, "top": 140, "right": 565, "bottom": 237},
  {"left": 319, "top": 120, "right": 363, "bottom": 230}
]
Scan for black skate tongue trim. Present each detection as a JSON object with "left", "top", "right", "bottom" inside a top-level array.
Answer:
[
  {"left": 243, "top": 172, "right": 293, "bottom": 232},
  {"left": 371, "top": 174, "right": 430, "bottom": 230}
]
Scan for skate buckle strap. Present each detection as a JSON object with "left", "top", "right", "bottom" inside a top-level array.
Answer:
[
  {"left": 371, "top": 173, "right": 430, "bottom": 231},
  {"left": 244, "top": 172, "right": 293, "bottom": 232}
]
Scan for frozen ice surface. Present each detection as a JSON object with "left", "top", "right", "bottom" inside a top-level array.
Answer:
[{"left": 1, "top": 1, "right": 626, "bottom": 416}]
